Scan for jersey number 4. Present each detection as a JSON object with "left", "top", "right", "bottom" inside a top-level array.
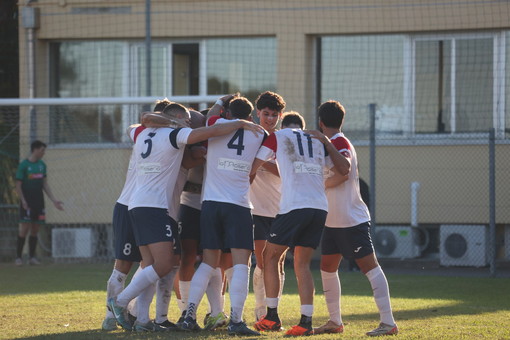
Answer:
[
  {"left": 227, "top": 129, "right": 245, "bottom": 155},
  {"left": 141, "top": 132, "right": 156, "bottom": 159}
]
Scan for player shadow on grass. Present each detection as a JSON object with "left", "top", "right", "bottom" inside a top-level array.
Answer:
[{"left": 13, "top": 329, "right": 262, "bottom": 340}]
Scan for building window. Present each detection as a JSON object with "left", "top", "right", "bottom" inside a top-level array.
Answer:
[
  {"left": 50, "top": 42, "right": 125, "bottom": 143},
  {"left": 320, "top": 35, "right": 405, "bottom": 140},
  {"left": 206, "top": 37, "right": 277, "bottom": 104},
  {"left": 319, "top": 33, "right": 506, "bottom": 140},
  {"left": 49, "top": 37, "right": 277, "bottom": 144}
]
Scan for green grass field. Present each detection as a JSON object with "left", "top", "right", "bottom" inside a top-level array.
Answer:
[{"left": 0, "top": 263, "right": 509, "bottom": 340}]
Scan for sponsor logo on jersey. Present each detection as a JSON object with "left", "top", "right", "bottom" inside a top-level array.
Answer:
[
  {"left": 139, "top": 162, "right": 162, "bottom": 174},
  {"left": 217, "top": 158, "right": 251, "bottom": 173},
  {"left": 28, "top": 173, "right": 44, "bottom": 179},
  {"left": 293, "top": 161, "right": 322, "bottom": 175}
]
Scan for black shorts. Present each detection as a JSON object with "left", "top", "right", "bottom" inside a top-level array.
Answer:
[
  {"left": 19, "top": 195, "right": 45, "bottom": 224},
  {"left": 321, "top": 221, "right": 374, "bottom": 259},
  {"left": 269, "top": 208, "right": 327, "bottom": 249},
  {"left": 129, "top": 207, "right": 177, "bottom": 247},
  {"left": 200, "top": 200, "right": 254, "bottom": 251},
  {"left": 179, "top": 204, "right": 201, "bottom": 241},
  {"left": 253, "top": 215, "right": 273, "bottom": 241},
  {"left": 113, "top": 203, "right": 142, "bottom": 262}
]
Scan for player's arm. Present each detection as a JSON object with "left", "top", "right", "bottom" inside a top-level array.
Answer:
[
  {"left": 207, "top": 93, "right": 238, "bottom": 119},
  {"left": 325, "top": 167, "right": 349, "bottom": 189},
  {"left": 15, "top": 180, "right": 29, "bottom": 210},
  {"left": 142, "top": 112, "right": 174, "bottom": 128},
  {"left": 187, "top": 119, "right": 264, "bottom": 145},
  {"left": 250, "top": 158, "right": 267, "bottom": 183},
  {"left": 261, "top": 161, "right": 280, "bottom": 177},
  {"left": 181, "top": 145, "right": 206, "bottom": 170},
  {"left": 305, "top": 130, "right": 351, "bottom": 176},
  {"left": 42, "top": 178, "right": 64, "bottom": 210}
]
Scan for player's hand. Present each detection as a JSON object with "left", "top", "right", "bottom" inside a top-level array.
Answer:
[
  {"left": 219, "top": 93, "right": 239, "bottom": 104},
  {"left": 54, "top": 200, "right": 64, "bottom": 211},
  {"left": 21, "top": 200, "right": 29, "bottom": 211},
  {"left": 239, "top": 120, "right": 266, "bottom": 136},
  {"left": 304, "top": 129, "right": 330, "bottom": 144}
]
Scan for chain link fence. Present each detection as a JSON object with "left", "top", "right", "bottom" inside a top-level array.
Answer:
[{"left": 1, "top": 102, "right": 509, "bottom": 276}]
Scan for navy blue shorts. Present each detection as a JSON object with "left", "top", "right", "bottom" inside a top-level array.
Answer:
[
  {"left": 129, "top": 207, "right": 177, "bottom": 247},
  {"left": 19, "top": 194, "right": 45, "bottom": 224},
  {"left": 179, "top": 204, "right": 201, "bottom": 241},
  {"left": 269, "top": 208, "right": 327, "bottom": 249},
  {"left": 321, "top": 221, "right": 374, "bottom": 259},
  {"left": 200, "top": 200, "right": 254, "bottom": 251},
  {"left": 113, "top": 203, "right": 141, "bottom": 262},
  {"left": 253, "top": 215, "right": 273, "bottom": 241}
]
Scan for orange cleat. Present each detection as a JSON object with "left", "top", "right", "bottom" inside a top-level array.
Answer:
[
  {"left": 254, "top": 316, "right": 283, "bottom": 332},
  {"left": 285, "top": 324, "right": 313, "bottom": 336}
]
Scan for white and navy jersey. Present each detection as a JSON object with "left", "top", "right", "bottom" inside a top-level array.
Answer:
[
  {"left": 128, "top": 126, "right": 192, "bottom": 210},
  {"left": 325, "top": 133, "right": 370, "bottom": 228},
  {"left": 249, "top": 159, "right": 281, "bottom": 217},
  {"left": 180, "top": 164, "right": 204, "bottom": 211},
  {"left": 256, "top": 128, "right": 329, "bottom": 215},
  {"left": 117, "top": 126, "right": 145, "bottom": 206},
  {"left": 202, "top": 116, "right": 266, "bottom": 209}
]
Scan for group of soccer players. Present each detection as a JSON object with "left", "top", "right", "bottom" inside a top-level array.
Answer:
[{"left": 103, "top": 91, "right": 398, "bottom": 337}]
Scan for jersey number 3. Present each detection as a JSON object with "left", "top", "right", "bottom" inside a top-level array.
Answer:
[
  {"left": 227, "top": 129, "right": 245, "bottom": 155},
  {"left": 141, "top": 132, "right": 156, "bottom": 159}
]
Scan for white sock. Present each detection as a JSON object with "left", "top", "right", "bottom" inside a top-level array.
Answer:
[
  {"left": 116, "top": 265, "right": 160, "bottom": 307},
  {"left": 366, "top": 266, "right": 396, "bottom": 326},
  {"left": 278, "top": 271, "right": 285, "bottom": 298},
  {"left": 179, "top": 280, "right": 191, "bottom": 306},
  {"left": 229, "top": 264, "right": 250, "bottom": 323},
  {"left": 253, "top": 266, "right": 266, "bottom": 309},
  {"left": 186, "top": 263, "right": 215, "bottom": 320},
  {"left": 321, "top": 270, "right": 342, "bottom": 325},
  {"left": 105, "top": 269, "right": 127, "bottom": 318},
  {"left": 155, "top": 266, "right": 179, "bottom": 323},
  {"left": 300, "top": 304, "right": 314, "bottom": 318},
  {"left": 206, "top": 267, "right": 224, "bottom": 315},
  {"left": 136, "top": 282, "right": 156, "bottom": 324},
  {"left": 266, "top": 297, "right": 279, "bottom": 309},
  {"left": 126, "top": 265, "right": 143, "bottom": 316},
  {"left": 177, "top": 298, "right": 186, "bottom": 313}
]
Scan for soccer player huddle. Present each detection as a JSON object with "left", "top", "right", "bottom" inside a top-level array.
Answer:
[{"left": 103, "top": 92, "right": 398, "bottom": 337}]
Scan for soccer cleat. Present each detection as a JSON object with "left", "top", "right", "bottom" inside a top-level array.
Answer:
[
  {"left": 285, "top": 324, "right": 314, "bottom": 336},
  {"left": 203, "top": 313, "right": 210, "bottom": 326},
  {"left": 179, "top": 316, "right": 202, "bottom": 332},
  {"left": 101, "top": 317, "right": 118, "bottom": 331},
  {"left": 203, "top": 312, "right": 228, "bottom": 330},
  {"left": 254, "top": 306, "right": 266, "bottom": 321},
  {"left": 15, "top": 258, "right": 23, "bottom": 266},
  {"left": 366, "top": 322, "right": 398, "bottom": 336},
  {"left": 133, "top": 320, "right": 167, "bottom": 332},
  {"left": 254, "top": 315, "right": 283, "bottom": 331},
  {"left": 175, "top": 310, "right": 186, "bottom": 329},
  {"left": 29, "top": 257, "right": 41, "bottom": 265},
  {"left": 227, "top": 320, "right": 261, "bottom": 336},
  {"left": 155, "top": 319, "right": 178, "bottom": 330},
  {"left": 313, "top": 320, "right": 344, "bottom": 334},
  {"left": 107, "top": 297, "right": 132, "bottom": 331}
]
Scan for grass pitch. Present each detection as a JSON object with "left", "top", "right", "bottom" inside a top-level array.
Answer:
[{"left": 0, "top": 262, "right": 509, "bottom": 339}]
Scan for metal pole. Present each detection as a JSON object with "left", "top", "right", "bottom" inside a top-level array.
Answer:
[
  {"left": 145, "top": 0, "right": 151, "bottom": 111},
  {"left": 489, "top": 128, "right": 496, "bottom": 277},
  {"left": 369, "top": 103, "right": 377, "bottom": 231},
  {"left": 27, "top": 27, "right": 36, "bottom": 141}
]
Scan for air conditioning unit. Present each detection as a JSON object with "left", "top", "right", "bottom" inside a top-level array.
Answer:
[
  {"left": 52, "top": 228, "right": 95, "bottom": 258},
  {"left": 440, "top": 225, "right": 487, "bottom": 267},
  {"left": 374, "top": 226, "right": 421, "bottom": 259}
]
